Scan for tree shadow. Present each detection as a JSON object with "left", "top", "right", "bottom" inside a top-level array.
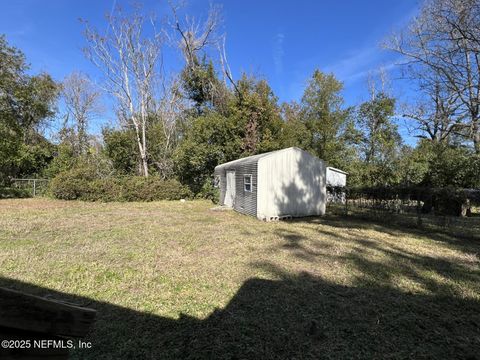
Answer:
[
  {"left": 287, "top": 212, "right": 480, "bottom": 255},
  {"left": 1, "top": 271, "right": 479, "bottom": 359},
  {"left": 271, "top": 218, "right": 480, "bottom": 300},
  {"left": 270, "top": 152, "right": 479, "bottom": 246}
]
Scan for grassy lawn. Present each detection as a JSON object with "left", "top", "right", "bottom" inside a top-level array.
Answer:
[{"left": 0, "top": 198, "right": 479, "bottom": 359}]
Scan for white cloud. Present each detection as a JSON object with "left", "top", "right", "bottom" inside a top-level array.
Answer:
[
  {"left": 323, "top": 46, "right": 393, "bottom": 83},
  {"left": 273, "top": 32, "right": 285, "bottom": 75}
]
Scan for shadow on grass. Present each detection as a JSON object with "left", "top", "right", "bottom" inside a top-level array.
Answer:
[
  {"left": 289, "top": 212, "right": 480, "bottom": 254},
  {"left": 1, "top": 271, "right": 479, "bottom": 359},
  {"left": 273, "top": 216, "right": 480, "bottom": 298}
]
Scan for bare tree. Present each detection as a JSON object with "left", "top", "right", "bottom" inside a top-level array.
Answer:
[
  {"left": 402, "top": 76, "right": 466, "bottom": 142},
  {"left": 366, "top": 67, "right": 391, "bottom": 100},
  {"left": 170, "top": 3, "right": 221, "bottom": 67},
  {"left": 83, "top": 6, "right": 164, "bottom": 177},
  {"left": 149, "top": 76, "right": 186, "bottom": 178},
  {"left": 61, "top": 72, "right": 101, "bottom": 155},
  {"left": 217, "top": 35, "right": 241, "bottom": 100},
  {"left": 170, "top": 3, "right": 240, "bottom": 103},
  {"left": 385, "top": 0, "right": 480, "bottom": 152}
]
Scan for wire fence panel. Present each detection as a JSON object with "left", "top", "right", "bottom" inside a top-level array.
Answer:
[
  {"left": 327, "top": 201, "right": 480, "bottom": 240},
  {"left": 10, "top": 179, "right": 50, "bottom": 197}
]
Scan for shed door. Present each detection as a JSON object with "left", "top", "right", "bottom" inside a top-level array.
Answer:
[{"left": 225, "top": 170, "right": 236, "bottom": 207}]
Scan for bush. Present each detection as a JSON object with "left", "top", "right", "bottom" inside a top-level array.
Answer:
[
  {"left": 50, "top": 167, "right": 96, "bottom": 200},
  {"left": 50, "top": 171, "right": 192, "bottom": 202},
  {"left": 196, "top": 180, "right": 220, "bottom": 203},
  {"left": 121, "top": 177, "right": 192, "bottom": 201},
  {"left": 0, "top": 187, "right": 31, "bottom": 199},
  {"left": 82, "top": 178, "right": 125, "bottom": 202},
  {"left": 431, "top": 187, "right": 468, "bottom": 216}
]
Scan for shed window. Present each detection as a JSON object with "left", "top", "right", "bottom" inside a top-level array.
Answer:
[{"left": 244, "top": 175, "right": 252, "bottom": 192}]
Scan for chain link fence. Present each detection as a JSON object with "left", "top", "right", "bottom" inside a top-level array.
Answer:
[
  {"left": 327, "top": 186, "right": 480, "bottom": 240},
  {"left": 10, "top": 178, "right": 50, "bottom": 197}
]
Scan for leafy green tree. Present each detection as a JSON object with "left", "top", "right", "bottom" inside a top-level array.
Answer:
[
  {"left": 279, "top": 101, "right": 311, "bottom": 149},
  {"left": 174, "top": 112, "right": 242, "bottom": 193},
  {"left": 0, "top": 35, "right": 58, "bottom": 183},
  {"left": 357, "top": 93, "right": 399, "bottom": 163},
  {"left": 43, "top": 143, "right": 77, "bottom": 178},
  {"left": 356, "top": 92, "right": 402, "bottom": 186},
  {"left": 396, "top": 144, "right": 431, "bottom": 186},
  {"left": 14, "top": 137, "right": 56, "bottom": 178},
  {"left": 233, "top": 75, "right": 283, "bottom": 154},
  {"left": 181, "top": 55, "right": 228, "bottom": 115},
  {"left": 175, "top": 72, "right": 285, "bottom": 193},
  {"left": 102, "top": 128, "right": 139, "bottom": 175},
  {"left": 394, "top": 139, "right": 480, "bottom": 188},
  {"left": 300, "top": 70, "right": 355, "bottom": 168},
  {"left": 424, "top": 143, "right": 480, "bottom": 188}
]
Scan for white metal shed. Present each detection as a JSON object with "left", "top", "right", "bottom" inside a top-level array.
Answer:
[
  {"left": 326, "top": 166, "right": 348, "bottom": 204},
  {"left": 326, "top": 167, "right": 348, "bottom": 187},
  {"left": 214, "top": 147, "right": 326, "bottom": 221}
]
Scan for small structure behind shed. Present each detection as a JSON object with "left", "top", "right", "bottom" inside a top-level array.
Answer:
[
  {"left": 326, "top": 167, "right": 348, "bottom": 203},
  {"left": 214, "top": 147, "right": 326, "bottom": 221}
]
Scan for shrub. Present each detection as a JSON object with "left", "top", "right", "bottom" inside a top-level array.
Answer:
[
  {"left": 0, "top": 187, "right": 31, "bottom": 199},
  {"left": 50, "top": 167, "right": 96, "bottom": 200},
  {"left": 122, "top": 177, "right": 192, "bottom": 201},
  {"left": 431, "top": 187, "right": 467, "bottom": 216},
  {"left": 82, "top": 178, "right": 125, "bottom": 202},
  {"left": 148, "top": 178, "right": 192, "bottom": 201},
  {"left": 196, "top": 179, "right": 220, "bottom": 203},
  {"left": 50, "top": 171, "right": 192, "bottom": 202}
]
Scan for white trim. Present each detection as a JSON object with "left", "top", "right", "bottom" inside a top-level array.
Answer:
[{"left": 326, "top": 166, "right": 348, "bottom": 175}]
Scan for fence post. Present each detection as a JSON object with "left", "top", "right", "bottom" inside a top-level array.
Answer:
[
  {"left": 416, "top": 199, "right": 422, "bottom": 228},
  {"left": 344, "top": 191, "right": 348, "bottom": 216},
  {"left": 11, "top": 178, "right": 48, "bottom": 197}
]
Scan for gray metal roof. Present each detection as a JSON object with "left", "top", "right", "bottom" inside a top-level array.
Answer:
[{"left": 214, "top": 147, "right": 302, "bottom": 170}]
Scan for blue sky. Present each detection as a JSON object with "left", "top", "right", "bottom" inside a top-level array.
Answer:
[{"left": 0, "top": 0, "right": 420, "bottom": 140}]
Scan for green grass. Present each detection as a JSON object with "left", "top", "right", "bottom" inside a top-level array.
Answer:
[{"left": 0, "top": 198, "right": 479, "bottom": 359}]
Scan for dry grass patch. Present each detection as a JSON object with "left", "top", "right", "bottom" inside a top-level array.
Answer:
[{"left": 0, "top": 198, "right": 479, "bottom": 359}]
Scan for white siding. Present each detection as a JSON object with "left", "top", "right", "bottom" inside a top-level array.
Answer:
[
  {"left": 257, "top": 148, "right": 326, "bottom": 219},
  {"left": 326, "top": 167, "right": 347, "bottom": 187}
]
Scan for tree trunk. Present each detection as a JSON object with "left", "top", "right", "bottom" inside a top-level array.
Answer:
[
  {"left": 473, "top": 122, "right": 480, "bottom": 154},
  {"left": 141, "top": 117, "right": 149, "bottom": 177},
  {"left": 141, "top": 154, "right": 149, "bottom": 177},
  {"left": 138, "top": 145, "right": 148, "bottom": 177},
  {"left": 135, "top": 134, "right": 149, "bottom": 177}
]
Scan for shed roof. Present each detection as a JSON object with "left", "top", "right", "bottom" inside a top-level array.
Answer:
[
  {"left": 215, "top": 147, "right": 305, "bottom": 170},
  {"left": 326, "top": 167, "right": 348, "bottom": 175}
]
